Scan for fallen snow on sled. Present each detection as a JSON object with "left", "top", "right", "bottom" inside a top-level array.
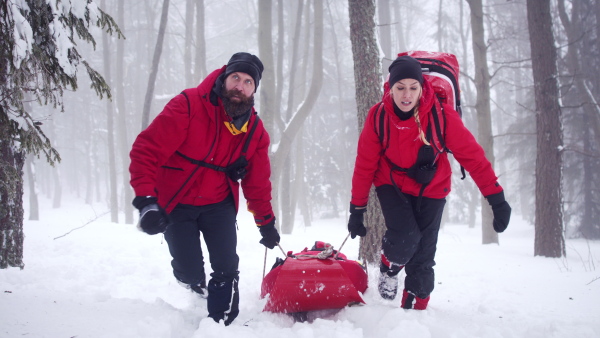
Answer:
[{"left": 261, "top": 241, "right": 368, "bottom": 315}]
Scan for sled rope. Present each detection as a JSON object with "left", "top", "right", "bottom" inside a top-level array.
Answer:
[
  {"left": 262, "top": 247, "right": 268, "bottom": 280},
  {"left": 334, "top": 233, "right": 351, "bottom": 259},
  {"left": 293, "top": 243, "right": 335, "bottom": 260}
]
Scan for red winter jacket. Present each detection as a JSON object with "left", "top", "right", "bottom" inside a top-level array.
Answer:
[
  {"left": 129, "top": 66, "right": 274, "bottom": 225},
  {"left": 350, "top": 79, "right": 503, "bottom": 207}
]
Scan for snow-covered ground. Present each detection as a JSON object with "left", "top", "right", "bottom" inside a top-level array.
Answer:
[{"left": 1, "top": 196, "right": 599, "bottom": 337}]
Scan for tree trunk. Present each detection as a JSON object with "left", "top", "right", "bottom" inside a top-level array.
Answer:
[
  {"left": 273, "top": 0, "right": 304, "bottom": 228},
  {"left": 102, "top": 2, "right": 119, "bottom": 223},
  {"left": 285, "top": 0, "right": 305, "bottom": 119},
  {"left": 0, "top": 127, "right": 25, "bottom": 269},
  {"left": 141, "top": 0, "right": 170, "bottom": 130},
  {"left": 348, "top": 0, "right": 384, "bottom": 264},
  {"left": 437, "top": 0, "right": 444, "bottom": 51},
  {"left": 271, "top": 0, "right": 324, "bottom": 231},
  {"left": 557, "top": 0, "right": 600, "bottom": 239},
  {"left": 275, "top": 0, "right": 285, "bottom": 125},
  {"left": 258, "top": 0, "right": 276, "bottom": 136},
  {"left": 184, "top": 0, "right": 195, "bottom": 87},
  {"left": 527, "top": 0, "right": 565, "bottom": 258},
  {"left": 466, "top": 0, "right": 497, "bottom": 244},
  {"left": 377, "top": 0, "right": 391, "bottom": 60},
  {"left": 25, "top": 156, "right": 39, "bottom": 221},
  {"left": 116, "top": 0, "right": 133, "bottom": 224},
  {"left": 195, "top": 0, "right": 207, "bottom": 83},
  {"left": 326, "top": 0, "right": 351, "bottom": 221}
]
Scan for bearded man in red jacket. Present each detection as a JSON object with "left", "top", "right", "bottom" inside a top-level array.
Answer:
[{"left": 129, "top": 52, "right": 279, "bottom": 326}]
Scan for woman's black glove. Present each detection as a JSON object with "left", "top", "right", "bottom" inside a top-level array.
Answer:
[
  {"left": 132, "top": 196, "right": 170, "bottom": 235},
  {"left": 348, "top": 203, "right": 367, "bottom": 239},
  {"left": 258, "top": 218, "right": 280, "bottom": 249},
  {"left": 486, "top": 191, "right": 511, "bottom": 233}
]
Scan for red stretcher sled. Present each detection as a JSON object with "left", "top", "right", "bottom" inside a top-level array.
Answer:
[{"left": 261, "top": 241, "right": 368, "bottom": 315}]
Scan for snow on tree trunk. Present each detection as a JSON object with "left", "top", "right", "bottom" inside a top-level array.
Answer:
[{"left": 0, "top": 135, "right": 25, "bottom": 269}]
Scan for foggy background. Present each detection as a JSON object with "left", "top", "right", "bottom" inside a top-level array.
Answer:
[{"left": 23, "top": 0, "right": 599, "bottom": 239}]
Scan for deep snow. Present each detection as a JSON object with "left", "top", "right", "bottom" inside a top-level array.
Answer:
[{"left": 1, "top": 196, "right": 599, "bottom": 338}]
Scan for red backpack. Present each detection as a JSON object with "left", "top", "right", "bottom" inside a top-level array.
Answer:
[
  {"left": 397, "top": 51, "right": 462, "bottom": 117},
  {"left": 377, "top": 51, "right": 466, "bottom": 180}
]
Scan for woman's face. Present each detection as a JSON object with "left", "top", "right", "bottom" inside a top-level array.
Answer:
[{"left": 391, "top": 79, "right": 422, "bottom": 112}]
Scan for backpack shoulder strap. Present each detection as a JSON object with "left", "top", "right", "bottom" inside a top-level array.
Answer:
[
  {"left": 373, "top": 102, "right": 389, "bottom": 153},
  {"left": 430, "top": 95, "right": 448, "bottom": 154},
  {"left": 241, "top": 115, "right": 260, "bottom": 156},
  {"left": 431, "top": 95, "right": 467, "bottom": 180},
  {"left": 180, "top": 91, "right": 192, "bottom": 116}
]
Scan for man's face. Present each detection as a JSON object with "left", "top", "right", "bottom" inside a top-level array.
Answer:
[
  {"left": 222, "top": 72, "right": 255, "bottom": 118},
  {"left": 224, "top": 72, "right": 256, "bottom": 99}
]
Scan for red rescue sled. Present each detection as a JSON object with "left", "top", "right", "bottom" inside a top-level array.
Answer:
[{"left": 261, "top": 241, "right": 368, "bottom": 314}]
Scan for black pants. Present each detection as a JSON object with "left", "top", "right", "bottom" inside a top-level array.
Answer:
[
  {"left": 376, "top": 185, "right": 446, "bottom": 299},
  {"left": 164, "top": 195, "right": 239, "bottom": 324}
]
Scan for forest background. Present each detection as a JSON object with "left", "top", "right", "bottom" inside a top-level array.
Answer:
[{"left": 2, "top": 0, "right": 599, "bottom": 267}]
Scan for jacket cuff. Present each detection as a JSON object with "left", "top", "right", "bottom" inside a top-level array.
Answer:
[
  {"left": 350, "top": 203, "right": 367, "bottom": 214},
  {"left": 485, "top": 191, "right": 505, "bottom": 206},
  {"left": 132, "top": 196, "right": 157, "bottom": 210},
  {"left": 480, "top": 181, "right": 503, "bottom": 198},
  {"left": 255, "top": 213, "right": 274, "bottom": 226}
]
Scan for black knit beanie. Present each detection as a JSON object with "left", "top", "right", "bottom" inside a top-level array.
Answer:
[
  {"left": 225, "top": 52, "right": 264, "bottom": 92},
  {"left": 388, "top": 55, "right": 423, "bottom": 87}
]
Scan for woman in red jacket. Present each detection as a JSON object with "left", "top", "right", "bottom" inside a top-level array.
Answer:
[{"left": 347, "top": 55, "right": 511, "bottom": 310}]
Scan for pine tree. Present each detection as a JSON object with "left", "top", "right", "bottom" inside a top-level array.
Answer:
[{"left": 0, "top": 0, "right": 122, "bottom": 269}]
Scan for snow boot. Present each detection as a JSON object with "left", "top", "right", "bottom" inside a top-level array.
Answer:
[
  {"left": 378, "top": 254, "right": 403, "bottom": 300},
  {"left": 190, "top": 281, "right": 208, "bottom": 299},
  {"left": 401, "top": 289, "right": 430, "bottom": 310},
  {"left": 177, "top": 279, "right": 208, "bottom": 299}
]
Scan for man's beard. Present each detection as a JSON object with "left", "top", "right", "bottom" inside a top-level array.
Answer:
[{"left": 221, "top": 88, "right": 254, "bottom": 118}]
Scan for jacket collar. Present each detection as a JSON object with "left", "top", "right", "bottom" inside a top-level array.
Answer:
[
  {"left": 194, "top": 65, "right": 256, "bottom": 125},
  {"left": 382, "top": 78, "right": 435, "bottom": 124}
]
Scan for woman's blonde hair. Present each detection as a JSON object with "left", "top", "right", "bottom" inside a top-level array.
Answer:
[{"left": 412, "top": 86, "right": 430, "bottom": 145}]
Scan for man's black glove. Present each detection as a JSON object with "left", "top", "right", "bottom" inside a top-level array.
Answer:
[
  {"left": 348, "top": 203, "right": 367, "bottom": 239},
  {"left": 258, "top": 218, "right": 280, "bottom": 249},
  {"left": 486, "top": 191, "right": 511, "bottom": 233},
  {"left": 132, "top": 196, "right": 170, "bottom": 235}
]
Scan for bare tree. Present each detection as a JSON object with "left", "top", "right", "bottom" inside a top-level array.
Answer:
[
  {"left": 258, "top": 0, "right": 277, "bottom": 148},
  {"left": 102, "top": 0, "right": 118, "bottom": 223},
  {"left": 141, "top": 0, "right": 170, "bottom": 130},
  {"left": 184, "top": 0, "right": 195, "bottom": 87},
  {"left": 527, "top": 0, "right": 565, "bottom": 257},
  {"left": 194, "top": 0, "right": 207, "bottom": 82},
  {"left": 271, "top": 0, "right": 324, "bottom": 233},
  {"left": 377, "top": 0, "right": 391, "bottom": 60},
  {"left": 466, "top": 0, "right": 498, "bottom": 244},
  {"left": 557, "top": 0, "right": 600, "bottom": 239},
  {"left": 116, "top": 0, "right": 133, "bottom": 224},
  {"left": 348, "top": 0, "right": 384, "bottom": 263}
]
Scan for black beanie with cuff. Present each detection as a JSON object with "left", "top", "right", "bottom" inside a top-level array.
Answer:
[
  {"left": 388, "top": 55, "right": 423, "bottom": 87},
  {"left": 225, "top": 52, "right": 264, "bottom": 92}
]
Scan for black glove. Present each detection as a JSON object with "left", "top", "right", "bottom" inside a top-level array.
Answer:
[
  {"left": 486, "top": 191, "right": 511, "bottom": 233},
  {"left": 225, "top": 157, "right": 248, "bottom": 181},
  {"left": 132, "top": 196, "right": 170, "bottom": 235},
  {"left": 348, "top": 203, "right": 367, "bottom": 239},
  {"left": 258, "top": 218, "right": 280, "bottom": 249}
]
